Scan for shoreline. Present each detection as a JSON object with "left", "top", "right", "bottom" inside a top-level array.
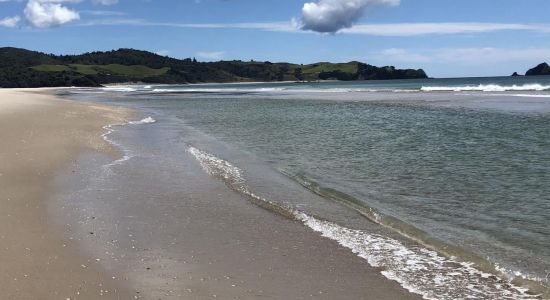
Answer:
[
  {"left": 0, "top": 88, "right": 425, "bottom": 299},
  {"left": 57, "top": 89, "right": 425, "bottom": 299},
  {"left": 87, "top": 84, "right": 548, "bottom": 298},
  {"left": 0, "top": 89, "right": 134, "bottom": 299},
  {"left": 3, "top": 87, "right": 546, "bottom": 299}
]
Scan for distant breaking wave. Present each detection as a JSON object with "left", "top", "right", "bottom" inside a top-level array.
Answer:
[
  {"left": 98, "top": 83, "right": 550, "bottom": 94},
  {"left": 492, "top": 94, "right": 550, "bottom": 98},
  {"left": 149, "top": 87, "right": 398, "bottom": 94},
  {"left": 101, "top": 86, "right": 138, "bottom": 92},
  {"left": 187, "top": 146, "right": 539, "bottom": 300},
  {"left": 421, "top": 84, "right": 550, "bottom": 92},
  {"left": 151, "top": 87, "right": 285, "bottom": 93},
  {"left": 129, "top": 117, "right": 156, "bottom": 125}
]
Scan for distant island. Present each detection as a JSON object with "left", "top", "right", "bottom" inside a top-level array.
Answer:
[
  {"left": 0, "top": 47, "right": 428, "bottom": 88},
  {"left": 526, "top": 62, "right": 550, "bottom": 76}
]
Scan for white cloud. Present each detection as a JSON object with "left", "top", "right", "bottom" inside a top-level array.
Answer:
[
  {"left": 78, "top": 18, "right": 550, "bottom": 38},
  {"left": 78, "top": 19, "right": 302, "bottom": 32},
  {"left": 24, "top": 0, "right": 80, "bottom": 28},
  {"left": 155, "top": 50, "right": 170, "bottom": 56},
  {"left": 196, "top": 51, "right": 225, "bottom": 60},
  {"left": 92, "top": 0, "right": 117, "bottom": 5},
  {"left": 341, "top": 22, "right": 550, "bottom": 36},
  {"left": 301, "top": 0, "right": 399, "bottom": 33},
  {"left": 0, "top": 15, "right": 21, "bottom": 27},
  {"left": 80, "top": 9, "right": 125, "bottom": 16}
]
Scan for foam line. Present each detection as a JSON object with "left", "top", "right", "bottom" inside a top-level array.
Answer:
[{"left": 187, "top": 146, "right": 539, "bottom": 300}]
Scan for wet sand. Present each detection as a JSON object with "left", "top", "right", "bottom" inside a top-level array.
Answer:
[
  {"left": 1, "top": 88, "right": 423, "bottom": 300},
  {"left": 0, "top": 89, "right": 133, "bottom": 299}
]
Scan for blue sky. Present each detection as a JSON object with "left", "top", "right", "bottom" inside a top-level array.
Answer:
[{"left": 1, "top": 0, "right": 550, "bottom": 77}]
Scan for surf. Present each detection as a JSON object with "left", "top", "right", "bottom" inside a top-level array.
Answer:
[
  {"left": 421, "top": 84, "right": 550, "bottom": 92},
  {"left": 187, "top": 146, "right": 544, "bottom": 300}
]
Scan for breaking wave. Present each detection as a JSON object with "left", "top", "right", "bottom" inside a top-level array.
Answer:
[
  {"left": 100, "top": 86, "right": 138, "bottom": 92},
  {"left": 421, "top": 84, "right": 550, "bottom": 92},
  {"left": 129, "top": 117, "right": 156, "bottom": 125},
  {"left": 187, "top": 146, "right": 542, "bottom": 300},
  {"left": 151, "top": 87, "right": 286, "bottom": 93}
]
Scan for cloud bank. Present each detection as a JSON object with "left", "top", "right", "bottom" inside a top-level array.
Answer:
[{"left": 301, "top": 0, "right": 399, "bottom": 33}]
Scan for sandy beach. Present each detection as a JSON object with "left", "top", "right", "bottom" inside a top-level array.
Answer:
[
  {"left": 2, "top": 0, "right": 549, "bottom": 296},
  {"left": 0, "top": 89, "right": 133, "bottom": 299},
  {"left": 0, "top": 88, "right": 424, "bottom": 299}
]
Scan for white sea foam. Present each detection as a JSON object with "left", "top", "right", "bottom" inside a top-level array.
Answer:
[
  {"left": 128, "top": 117, "right": 156, "bottom": 125},
  {"left": 294, "top": 212, "right": 537, "bottom": 300},
  {"left": 101, "top": 123, "right": 134, "bottom": 169},
  {"left": 421, "top": 84, "right": 550, "bottom": 92},
  {"left": 152, "top": 87, "right": 286, "bottom": 93},
  {"left": 188, "top": 147, "right": 288, "bottom": 209},
  {"left": 103, "top": 117, "right": 156, "bottom": 167},
  {"left": 187, "top": 146, "right": 539, "bottom": 300},
  {"left": 501, "top": 94, "right": 550, "bottom": 98},
  {"left": 149, "top": 87, "right": 403, "bottom": 94},
  {"left": 101, "top": 86, "right": 138, "bottom": 92},
  {"left": 188, "top": 147, "right": 245, "bottom": 186},
  {"left": 151, "top": 88, "right": 180, "bottom": 93},
  {"left": 495, "top": 264, "right": 548, "bottom": 287},
  {"left": 306, "top": 88, "right": 380, "bottom": 93},
  {"left": 100, "top": 117, "right": 156, "bottom": 169}
]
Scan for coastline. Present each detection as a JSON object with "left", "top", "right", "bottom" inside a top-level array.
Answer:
[
  {"left": 73, "top": 84, "right": 549, "bottom": 299},
  {"left": 0, "top": 88, "right": 426, "bottom": 299},
  {"left": 0, "top": 89, "right": 133, "bottom": 299}
]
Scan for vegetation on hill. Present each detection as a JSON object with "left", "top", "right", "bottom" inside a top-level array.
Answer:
[{"left": 0, "top": 47, "right": 428, "bottom": 88}]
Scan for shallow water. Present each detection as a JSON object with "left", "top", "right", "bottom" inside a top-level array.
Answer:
[{"left": 62, "top": 77, "right": 550, "bottom": 299}]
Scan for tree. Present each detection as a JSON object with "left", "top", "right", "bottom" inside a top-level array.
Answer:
[{"left": 294, "top": 68, "right": 303, "bottom": 81}]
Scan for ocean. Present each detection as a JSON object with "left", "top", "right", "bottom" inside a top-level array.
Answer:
[{"left": 61, "top": 76, "right": 550, "bottom": 299}]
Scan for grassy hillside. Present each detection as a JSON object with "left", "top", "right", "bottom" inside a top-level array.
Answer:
[
  {"left": 299, "top": 62, "right": 359, "bottom": 74},
  {"left": 32, "top": 64, "right": 170, "bottom": 77},
  {"left": 0, "top": 47, "right": 428, "bottom": 88}
]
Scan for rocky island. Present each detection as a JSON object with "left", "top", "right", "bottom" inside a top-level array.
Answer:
[{"left": 525, "top": 62, "right": 550, "bottom": 76}]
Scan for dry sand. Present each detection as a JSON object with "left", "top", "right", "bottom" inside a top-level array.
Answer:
[{"left": 0, "top": 89, "right": 133, "bottom": 299}]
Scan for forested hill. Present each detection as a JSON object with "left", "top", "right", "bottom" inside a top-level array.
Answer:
[{"left": 0, "top": 47, "right": 429, "bottom": 88}]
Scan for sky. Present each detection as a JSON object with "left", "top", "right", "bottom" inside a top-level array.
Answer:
[{"left": 1, "top": 0, "right": 550, "bottom": 77}]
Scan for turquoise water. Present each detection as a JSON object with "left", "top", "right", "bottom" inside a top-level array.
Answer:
[
  {"left": 175, "top": 97, "right": 550, "bottom": 271},
  {"left": 68, "top": 76, "right": 550, "bottom": 299}
]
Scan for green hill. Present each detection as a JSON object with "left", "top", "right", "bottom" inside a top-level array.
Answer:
[
  {"left": 0, "top": 47, "right": 428, "bottom": 88},
  {"left": 32, "top": 64, "right": 170, "bottom": 76}
]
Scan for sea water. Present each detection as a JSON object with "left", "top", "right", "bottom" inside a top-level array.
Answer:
[{"left": 64, "top": 76, "right": 550, "bottom": 299}]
